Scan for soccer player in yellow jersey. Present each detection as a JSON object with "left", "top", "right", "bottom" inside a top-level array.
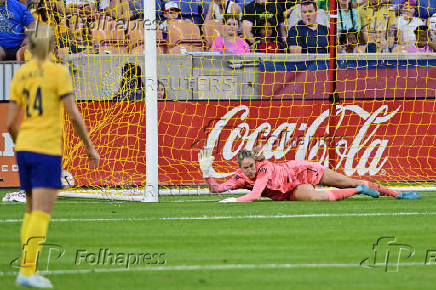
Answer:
[{"left": 7, "top": 23, "right": 99, "bottom": 288}]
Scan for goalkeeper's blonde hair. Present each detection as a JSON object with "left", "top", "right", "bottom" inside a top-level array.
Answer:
[
  {"left": 238, "top": 147, "right": 266, "bottom": 167},
  {"left": 27, "top": 23, "right": 54, "bottom": 63},
  {"left": 237, "top": 149, "right": 255, "bottom": 167}
]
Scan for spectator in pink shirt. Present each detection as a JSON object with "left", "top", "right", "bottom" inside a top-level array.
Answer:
[
  {"left": 198, "top": 146, "right": 421, "bottom": 202},
  {"left": 210, "top": 14, "right": 250, "bottom": 53}
]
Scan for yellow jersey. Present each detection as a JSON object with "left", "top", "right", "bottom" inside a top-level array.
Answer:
[
  {"left": 359, "top": 5, "right": 396, "bottom": 33},
  {"left": 10, "top": 60, "right": 73, "bottom": 156}
]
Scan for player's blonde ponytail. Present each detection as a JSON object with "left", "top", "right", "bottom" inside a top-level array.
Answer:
[{"left": 27, "top": 23, "right": 54, "bottom": 63}]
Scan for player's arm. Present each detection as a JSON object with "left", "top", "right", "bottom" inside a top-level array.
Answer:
[
  {"left": 7, "top": 72, "right": 23, "bottom": 143},
  {"left": 62, "top": 94, "right": 99, "bottom": 168},
  {"left": 198, "top": 148, "right": 244, "bottom": 193},
  {"left": 206, "top": 175, "right": 245, "bottom": 193},
  {"left": 7, "top": 101, "right": 22, "bottom": 143},
  {"left": 221, "top": 163, "right": 269, "bottom": 203}
]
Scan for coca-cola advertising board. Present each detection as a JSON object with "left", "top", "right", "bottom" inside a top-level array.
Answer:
[
  {"left": 1, "top": 100, "right": 434, "bottom": 187},
  {"left": 61, "top": 100, "right": 435, "bottom": 186}
]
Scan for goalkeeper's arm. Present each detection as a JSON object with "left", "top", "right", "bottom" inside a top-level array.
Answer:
[
  {"left": 205, "top": 176, "right": 242, "bottom": 193},
  {"left": 198, "top": 148, "right": 243, "bottom": 193}
]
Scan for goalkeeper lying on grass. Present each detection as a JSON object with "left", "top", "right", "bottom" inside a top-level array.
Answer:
[{"left": 198, "top": 146, "right": 421, "bottom": 203}]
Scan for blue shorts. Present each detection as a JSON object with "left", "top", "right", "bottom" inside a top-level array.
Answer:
[{"left": 16, "top": 151, "right": 63, "bottom": 191}]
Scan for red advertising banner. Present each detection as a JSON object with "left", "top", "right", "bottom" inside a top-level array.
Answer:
[
  {"left": 0, "top": 103, "right": 20, "bottom": 187},
  {"left": 2, "top": 100, "right": 435, "bottom": 188},
  {"left": 61, "top": 100, "right": 435, "bottom": 186}
]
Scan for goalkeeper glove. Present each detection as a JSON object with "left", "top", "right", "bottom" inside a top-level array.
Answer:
[
  {"left": 218, "top": 197, "right": 237, "bottom": 203},
  {"left": 198, "top": 148, "right": 214, "bottom": 178}
]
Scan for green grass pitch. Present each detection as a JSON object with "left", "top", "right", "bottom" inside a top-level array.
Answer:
[{"left": 1, "top": 188, "right": 436, "bottom": 289}]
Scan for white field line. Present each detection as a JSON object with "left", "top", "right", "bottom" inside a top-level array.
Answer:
[
  {"left": 0, "top": 262, "right": 433, "bottom": 277},
  {"left": 0, "top": 199, "right": 219, "bottom": 205},
  {"left": 2, "top": 212, "right": 436, "bottom": 224}
]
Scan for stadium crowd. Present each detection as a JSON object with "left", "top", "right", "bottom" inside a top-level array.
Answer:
[{"left": 0, "top": 0, "right": 436, "bottom": 60}]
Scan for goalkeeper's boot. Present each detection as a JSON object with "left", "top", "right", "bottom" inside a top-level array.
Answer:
[
  {"left": 16, "top": 273, "right": 53, "bottom": 288},
  {"left": 356, "top": 184, "right": 380, "bottom": 198},
  {"left": 396, "top": 191, "right": 421, "bottom": 200}
]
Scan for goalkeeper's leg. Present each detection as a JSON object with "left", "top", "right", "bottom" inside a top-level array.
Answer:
[
  {"left": 360, "top": 181, "right": 399, "bottom": 197},
  {"left": 293, "top": 184, "right": 358, "bottom": 201},
  {"left": 318, "top": 168, "right": 394, "bottom": 197}
]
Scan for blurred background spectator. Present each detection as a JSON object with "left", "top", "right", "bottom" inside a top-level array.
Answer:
[
  {"left": 338, "top": 29, "right": 366, "bottom": 52},
  {"left": 251, "top": 18, "right": 285, "bottom": 53},
  {"left": 396, "top": 0, "right": 424, "bottom": 46},
  {"left": 241, "top": 0, "right": 285, "bottom": 46},
  {"left": 365, "top": 29, "right": 391, "bottom": 52},
  {"left": 337, "top": 0, "right": 361, "bottom": 39},
  {"left": 359, "top": 0, "right": 396, "bottom": 50},
  {"left": 286, "top": 1, "right": 329, "bottom": 53},
  {"left": 113, "top": 63, "right": 145, "bottom": 101},
  {"left": 394, "top": 25, "right": 434, "bottom": 52},
  {"left": 0, "top": 0, "right": 34, "bottom": 61},
  {"left": 205, "top": 0, "right": 241, "bottom": 22},
  {"left": 276, "top": 0, "right": 298, "bottom": 14},
  {"left": 392, "top": 0, "right": 436, "bottom": 19},
  {"left": 159, "top": 1, "right": 182, "bottom": 38},
  {"left": 129, "top": 0, "right": 144, "bottom": 20},
  {"left": 429, "top": 13, "right": 436, "bottom": 49},
  {"left": 109, "top": 0, "right": 130, "bottom": 26},
  {"left": 285, "top": 0, "right": 329, "bottom": 30},
  {"left": 317, "top": 0, "right": 330, "bottom": 10},
  {"left": 157, "top": 80, "right": 167, "bottom": 100},
  {"left": 210, "top": 14, "right": 249, "bottom": 53}
]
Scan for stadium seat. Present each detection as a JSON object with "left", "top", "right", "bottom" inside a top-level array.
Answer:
[
  {"left": 99, "top": 40, "right": 128, "bottom": 54},
  {"left": 167, "top": 19, "right": 204, "bottom": 53},
  {"left": 128, "top": 19, "right": 144, "bottom": 48},
  {"left": 105, "top": 20, "right": 126, "bottom": 41},
  {"left": 127, "top": 30, "right": 167, "bottom": 54},
  {"left": 92, "top": 19, "right": 126, "bottom": 49},
  {"left": 156, "top": 29, "right": 168, "bottom": 54},
  {"left": 202, "top": 19, "right": 225, "bottom": 48},
  {"left": 129, "top": 41, "right": 144, "bottom": 54}
]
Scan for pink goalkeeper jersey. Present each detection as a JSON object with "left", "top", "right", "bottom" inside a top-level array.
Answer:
[{"left": 206, "top": 160, "right": 325, "bottom": 202}]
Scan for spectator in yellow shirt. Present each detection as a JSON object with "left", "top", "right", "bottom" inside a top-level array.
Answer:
[{"left": 359, "top": 0, "right": 396, "bottom": 49}]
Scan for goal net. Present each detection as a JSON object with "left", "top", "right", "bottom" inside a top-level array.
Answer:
[{"left": 40, "top": 1, "right": 436, "bottom": 201}]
